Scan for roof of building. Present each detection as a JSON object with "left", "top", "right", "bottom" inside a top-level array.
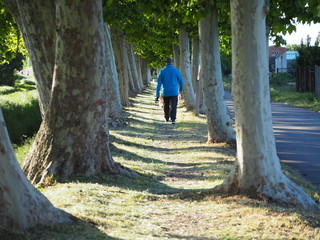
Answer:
[
  {"left": 269, "top": 46, "right": 288, "bottom": 57},
  {"left": 286, "top": 51, "right": 299, "bottom": 60}
]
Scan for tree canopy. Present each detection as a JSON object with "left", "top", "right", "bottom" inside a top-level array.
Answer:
[
  {"left": 0, "top": 1, "right": 27, "bottom": 85},
  {"left": 0, "top": 3, "right": 20, "bottom": 63},
  {"left": 268, "top": 0, "right": 320, "bottom": 45},
  {"left": 102, "top": 0, "right": 320, "bottom": 67}
]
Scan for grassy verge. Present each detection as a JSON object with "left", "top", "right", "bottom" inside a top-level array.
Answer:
[
  {"left": 224, "top": 73, "right": 320, "bottom": 112},
  {"left": 13, "top": 136, "right": 34, "bottom": 166},
  {"left": 6, "top": 83, "right": 320, "bottom": 240},
  {"left": 0, "top": 76, "right": 41, "bottom": 144},
  {"left": 270, "top": 86, "right": 320, "bottom": 112}
]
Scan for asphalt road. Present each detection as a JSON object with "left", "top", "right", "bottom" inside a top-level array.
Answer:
[{"left": 225, "top": 92, "right": 320, "bottom": 186}]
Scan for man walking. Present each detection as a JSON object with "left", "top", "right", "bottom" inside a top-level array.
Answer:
[{"left": 155, "top": 58, "right": 184, "bottom": 124}]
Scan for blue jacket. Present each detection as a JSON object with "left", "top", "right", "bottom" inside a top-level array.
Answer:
[{"left": 156, "top": 64, "right": 184, "bottom": 97}]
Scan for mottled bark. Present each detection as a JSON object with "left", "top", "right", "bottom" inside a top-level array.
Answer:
[
  {"left": 147, "top": 64, "right": 152, "bottom": 84},
  {"left": 23, "top": 0, "right": 134, "bottom": 185},
  {"left": 127, "top": 43, "right": 142, "bottom": 93},
  {"left": 126, "top": 49, "right": 135, "bottom": 97},
  {"left": 194, "top": 80, "right": 200, "bottom": 116},
  {"left": 141, "top": 58, "right": 151, "bottom": 86},
  {"left": 179, "top": 28, "right": 195, "bottom": 110},
  {"left": 191, "top": 38, "right": 200, "bottom": 91},
  {"left": 191, "top": 38, "right": 204, "bottom": 115},
  {"left": 172, "top": 44, "right": 180, "bottom": 69},
  {"left": 215, "top": 0, "right": 317, "bottom": 209},
  {"left": 198, "top": 4, "right": 235, "bottom": 143},
  {"left": 4, "top": 0, "right": 55, "bottom": 115},
  {"left": 104, "top": 24, "right": 123, "bottom": 122},
  {"left": 0, "top": 109, "right": 70, "bottom": 230},
  {"left": 135, "top": 54, "right": 144, "bottom": 91},
  {"left": 110, "top": 27, "right": 130, "bottom": 106}
]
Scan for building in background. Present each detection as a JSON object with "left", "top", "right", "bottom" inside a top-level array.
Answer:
[
  {"left": 269, "top": 46, "right": 299, "bottom": 78},
  {"left": 269, "top": 46, "right": 288, "bottom": 73}
]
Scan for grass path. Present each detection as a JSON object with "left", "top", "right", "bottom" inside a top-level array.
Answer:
[
  {"left": 13, "top": 83, "right": 320, "bottom": 240},
  {"left": 113, "top": 84, "right": 235, "bottom": 192}
]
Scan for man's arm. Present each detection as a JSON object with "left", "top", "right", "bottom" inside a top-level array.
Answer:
[{"left": 177, "top": 70, "right": 184, "bottom": 92}]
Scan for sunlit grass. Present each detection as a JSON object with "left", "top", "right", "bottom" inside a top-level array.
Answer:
[
  {"left": 270, "top": 86, "right": 320, "bottom": 112},
  {"left": 0, "top": 91, "right": 40, "bottom": 144},
  {"left": 0, "top": 89, "right": 38, "bottom": 104},
  {"left": 13, "top": 136, "right": 34, "bottom": 166},
  {"left": 224, "top": 75, "right": 320, "bottom": 113}
]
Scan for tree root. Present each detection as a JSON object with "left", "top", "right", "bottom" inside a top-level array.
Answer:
[
  {"left": 213, "top": 168, "right": 319, "bottom": 210},
  {"left": 115, "top": 162, "right": 139, "bottom": 177}
]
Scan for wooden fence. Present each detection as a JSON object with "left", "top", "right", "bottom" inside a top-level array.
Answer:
[{"left": 296, "top": 66, "right": 320, "bottom": 96}]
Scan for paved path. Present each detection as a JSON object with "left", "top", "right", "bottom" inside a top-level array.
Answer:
[{"left": 225, "top": 93, "right": 320, "bottom": 186}]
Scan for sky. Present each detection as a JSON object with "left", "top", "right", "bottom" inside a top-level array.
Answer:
[{"left": 274, "top": 22, "right": 320, "bottom": 46}]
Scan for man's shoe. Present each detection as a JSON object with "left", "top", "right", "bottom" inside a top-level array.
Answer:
[{"left": 172, "top": 120, "right": 176, "bottom": 124}]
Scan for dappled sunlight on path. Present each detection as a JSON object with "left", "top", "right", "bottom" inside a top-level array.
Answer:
[
  {"left": 38, "top": 85, "right": 320, "bottom": 240},
  {"left": 110, "top": 82, "right": 235, "bottom": 193}
]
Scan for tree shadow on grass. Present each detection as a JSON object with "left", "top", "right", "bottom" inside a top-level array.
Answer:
[
  {"left": 166, "top": 234, "right": 215, "bottom": 240},
  {"left": 60, "top": 144, "right": 233, "bottom": 197},
  {"left": 110, "top": 134, "right": 233, "bottom": 157},
  {"left": 124, "top": 113, "right": 157, "bottom": 122},
  {"left": 174, "top": 179, "right": 320, "bottom": 230},
  {"left": 15, "top": 85, "right": 37, "bottom": 91},
  {"left": 110, "top": 85, "right": 320, "bottom": 232},
  {"left": 0, "top": 217, "right": 122, "bottom": 240},
  {"left": 112, "top": 143, "right": 231, "bottom": 180},
  {"left": 237, "top": 193, "right": 320, "bottom": 229},
  {"left": 110, "top": 119, "right": 209, "bottom": 145},
  {"left": 63, "top": 172, "right": 214, "bottom": 197}
]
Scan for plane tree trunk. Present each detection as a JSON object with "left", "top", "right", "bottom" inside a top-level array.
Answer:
[
  {"left": 179, "top": 27, "right": 195, "bottom": 110},
  {"left": 192, "top": 38, "right": 204, "bottom": 115},
  {"left": 4, "top": 0, "right": 55, "bottom": 115},
  {"left": 110, "top": 27, "right": 130, "bottom": 106},
  {"left": 0, "top": 109, "right": 70, "bottom": 230},
  {"left": 198, "top": 4, "right": 235, "bottom": 143},
  {"left": 104, "top": 24, "right": 123, "bottom": 123},
  {"left": 22, "top": 0, "right": 134, "bottom": 185},
  {"left": 127, "top": 43, "right": 142, "bottom": 94},
  {"left": 125, "top": 44, "right": 136, "bottom": 97},
  {"left": 141, "top": 58, "right": 151, "bottom": 86},
  {"left": 173, "top": 44, "right": 180, "bottom": 70},
  {"left": 135, "top": 54, "right": 144, "bottom": 91},
  {"left": 215, "top": 0, "right": 317, "bottom": 209},
  {"left": 191, "top": 37, "right": 200, "bottom": 92}
]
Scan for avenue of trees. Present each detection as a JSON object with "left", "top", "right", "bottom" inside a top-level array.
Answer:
[{"left": 1, "top": 0, "right": 320, "bottom": 231}]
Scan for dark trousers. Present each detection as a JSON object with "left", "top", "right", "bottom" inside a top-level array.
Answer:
[{"left": 163, "top": 95, "right": 178, "bottom": 121}]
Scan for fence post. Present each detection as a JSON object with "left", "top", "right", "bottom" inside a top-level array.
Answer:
[
  {"left": 296, "top": 67, "right": 299, "bottom": 91},
  {"left": 315, "top": 66, "right": 320, "bottom": 97}
]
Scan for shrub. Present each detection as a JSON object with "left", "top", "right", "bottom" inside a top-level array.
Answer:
[
  {"left": 0, "top": 53, "right": 25, "bottom": 86},
  {"left": 270, "top": 73, "right": 293, "bottom": 86}
]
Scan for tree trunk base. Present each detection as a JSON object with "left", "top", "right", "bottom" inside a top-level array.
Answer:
[
  {"left": 213, "top": 166, "right": 319, "bottom": 210},
  {"left": 108, "top": 119, "right": 127, "bottom": 128},
  {"left": 0, "top": 109, "right": 71, "bottom": 231},
  {"left": 115, "top": 162, "right": 139, "bottom": 177},
  {"left": 198, "top": 108, "right": 206, "bottom": 115},
  {"left": 207, "top": 137, "right": 236, "bottom": 146}
]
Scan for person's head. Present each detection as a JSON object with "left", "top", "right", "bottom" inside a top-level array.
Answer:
[{"left": 166, "top": 58, "right": 173, "bottom": 65}]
